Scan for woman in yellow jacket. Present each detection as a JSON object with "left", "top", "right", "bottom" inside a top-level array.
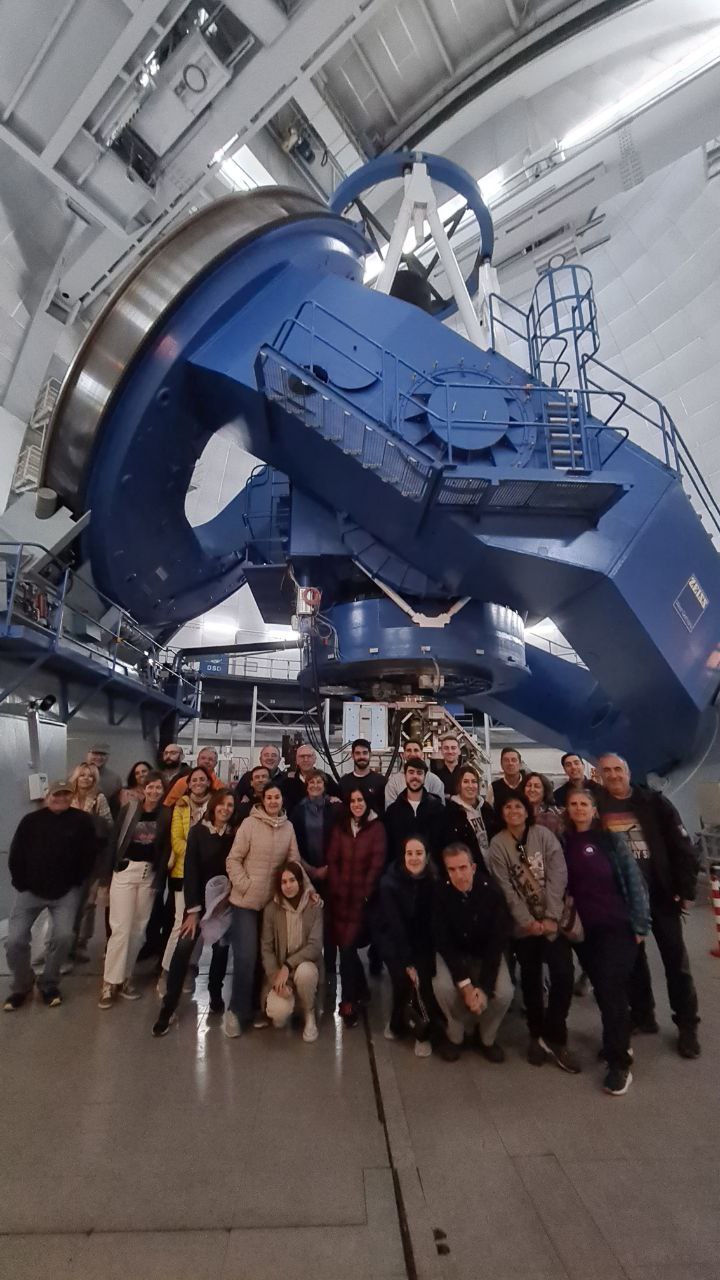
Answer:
[{"left": 158, "top": 766, "right": 212, "bottom": 992}]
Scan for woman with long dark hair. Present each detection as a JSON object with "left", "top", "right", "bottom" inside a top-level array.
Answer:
[
  {"left": 523, "top": 772, "right": 564, "bottom": 838},
  {"left": 119, "top": 761, "right": 153, "bottom": 809},
  {"left": 326, "top": 788, "right": 386, "bottom": 1028},
  {"left": 261, "top": 860, "right": 323, "bottom": 1043},
  {"left": 374, "top": 834, "right": 442, "bottom": 1057},
  {"left": 441, "top": 765, "right": 497, "bottom": 871},
  {"left": 99, "top": 771, "right": 170, "bottom": 1008},
  {"left": 564, "top": 787, "right": 650, "bottom": 1095},
  {"left": 224, "top": 781, "right": 300, "bottom": 1039},
  {"left": 152, "top": 788, "right": 237, "bottom": 1036},
  {"left": 488, "top": 793, "right": 580, "bottom": 1073}
]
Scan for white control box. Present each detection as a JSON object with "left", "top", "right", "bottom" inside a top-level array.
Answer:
[
  {"left": 28, "top": 772, "right": 48, "bottom": 801},
  {"left": 342, "top": 702, "right": 388, "bottom": 750}
]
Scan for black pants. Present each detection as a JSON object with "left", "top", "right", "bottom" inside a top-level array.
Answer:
[
  {"left": 386, "top": 957, "right": 442, "bottom": 1040},
  {"left": 160, "top": 930, "right": 229, "bottom": 1018},
  {"left": 515, "top": 933, "right": 574, "bottom": 1044},
  {"left": 628, "top": 896, "right": 699, "bottom": 1028},
  {"left": 339, "top": 946, "right": 370, "bottom": 1007},
  {"left": 577, "top": 926, "right": 637, "bottom": 1069}
]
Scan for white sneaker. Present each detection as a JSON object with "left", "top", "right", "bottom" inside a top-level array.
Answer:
[
  {"left": 156, "top": 971, "right": 168, "bottom": 998},
  {"left": 98, "top": 983, "right": 114, "bottom": 1010},
  {"left": 223, "top": 1010, "right": 241, "bottom": 1038},
  {"left": 414, "top": 1039, "right": 432, "bottom": 1058},
  {"left": 120, "top": 981, "right": 142, "bottom": 1000},
  {"left": 303, "top": 1012, "right": 319, "bottom": 1043},
  {"left": 252, "top": 1013, "right": 270, "bottom": 1029},
  {"left": 383, "top": 1022, "right": 398, "bottom": 1041}
]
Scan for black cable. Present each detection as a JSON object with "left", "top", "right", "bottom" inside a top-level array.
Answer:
[{"left": 382, "top": 708, "right": 403, "bottom": 783}]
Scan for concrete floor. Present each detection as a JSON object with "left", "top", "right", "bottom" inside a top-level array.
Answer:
[{"left": 0, "top": 906, "right": 719, "bottom": 1280}]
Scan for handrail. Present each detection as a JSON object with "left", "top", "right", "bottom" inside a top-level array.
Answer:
[{"left": 0, "top": 541, "right": 198, "bottom": 706}]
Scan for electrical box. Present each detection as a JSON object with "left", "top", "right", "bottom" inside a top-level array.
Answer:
[
  {"left": 28, "top": 773, "right": 48, "bottom": 801},
  {"left": 343, "top": 702, "right": 388, "bottom": 750},
  {"left": 132, "top": 32, "right": 233, "bottom": 157}
]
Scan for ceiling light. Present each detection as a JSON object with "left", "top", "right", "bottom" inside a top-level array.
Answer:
[{"left": 561, "top": 27, "right": 720, "bottom": 150}]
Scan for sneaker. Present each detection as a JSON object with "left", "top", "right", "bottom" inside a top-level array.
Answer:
[
  {"left": 152, "top": 1011, "right": 175, "bottom": 1038},
  {"left": 156, "top": 972, "right": 168, "bottom": 999},
  {"left": 98, "top": 983, "right": 114, "bottom": 1010},
  {"left": 120, "top": 981, "right": 142, "bottom": 1001},
  {"left": 435, "top": 1036, "right": 461, "bottom": 1062},
  {"left": 540, "top": 1039, "right": 582, "bottom": 1074},
  {"left": 414, "top": 1038, "right": 432, "bottom": 1058},
  {"left": 478, "top": 1041, "right": 505, "bottom": 1064},
  {"left": 41, "top": 988, "right": 62, "bottom": 1007},
  {"left": 631, "top": 1014, "right": 659, "bottom": 1034},
  {"left": 603, "top": 1067, "right": 633, "bottom": 1096},
  {"left": 252, "top": 1013, "right": 270, "bottom": 1029},
  {"left": 209, "top": 996, "right": 225, "bottom": 1015},
  {"left": 73, "top": 947, "right": 91, "bottom": 965},
  {"left": 383, "top": 1022, "right": 398, "bottom": 1041},
  {"left": 677, "top": 1025, "right": 701, "bottom": 1059},
  {"left": 303, "top": 1012, "right": 319, "bottom": 1042},
  {"left": 573, "top": 971, "right": 591, "bottom": 997},
  {"left": 527, "top": 1038, "right": 549, "bottom": 1066},
  {"left": 59, "top": 961, "right": 73, "bottom": 976},
  {"left": 223, "top": 1010, "right": 241, "bottom": 1038},
  {"left": 3, "top": 992, "right": 29, "bottom": 1011}
]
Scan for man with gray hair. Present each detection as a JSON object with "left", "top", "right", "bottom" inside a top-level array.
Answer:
[{"left": 598, "top": 752, "right": 701, "bottom": 1059}]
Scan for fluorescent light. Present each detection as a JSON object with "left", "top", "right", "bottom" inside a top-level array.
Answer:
[
  {"left": 561, "top": 27, "right": 720, "bottom": 150},
  {"left": 218, "top": 145, "right": 276, "bottom": 192}
]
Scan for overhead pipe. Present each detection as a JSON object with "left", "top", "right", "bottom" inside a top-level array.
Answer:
[{"left": 171, "top": 639, "right": 301, "bottom": 672}]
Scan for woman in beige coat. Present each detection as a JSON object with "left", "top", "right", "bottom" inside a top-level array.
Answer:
[
  {"left": 261, "top": 861, "right": 323, "bottom": 1042},
  {"left": 224, "top": 782, "right": 299, "bottom": 1039}
]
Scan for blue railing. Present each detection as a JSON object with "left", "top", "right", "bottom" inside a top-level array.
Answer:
[
  {"left": 0, "top": 542, "right": 199, "bottom": 711},
  {"left": 266, "top": 302, "right": 632, "bottom": 478},
  {"left": 490, "top": 266, "right": 720, "bottom": 539}
]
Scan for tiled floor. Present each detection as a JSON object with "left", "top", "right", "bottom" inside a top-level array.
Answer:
[
  {"left": 373, "top": 903, "right": 720, "bottom": 1280},
  {"left": 1, "top": 904, "right": 719, "bottom": 1278}
]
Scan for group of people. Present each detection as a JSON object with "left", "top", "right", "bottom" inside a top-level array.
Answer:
[{"left": 3, "top": 734, "right": 701, "bottom": 1096}]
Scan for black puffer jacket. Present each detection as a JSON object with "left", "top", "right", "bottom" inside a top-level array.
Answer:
[{"left": 373, "top": 859, "right": 436, "bottom": 972}]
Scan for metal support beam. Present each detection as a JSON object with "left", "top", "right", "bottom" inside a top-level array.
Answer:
[
  {"left": 223, "top": 0, "right": 287, "bottom": 44},
  {"left": 250, "top": 683, "right": 258, "bottom": 750},
  {"left": 42, "top": 0, "right": 174, "bottom": 167},
  {"left": 416, "top": 0, "right": 453, "bottom": 74},
  {"left": 351, "top": 37, "right": 398, "bottom": 123},
  {"left": 158, "top": 0, "right": 386, "bottom": 202},
  {"left": 0, "top": 123, "right": 126, "bottom": 236},
  {"left": 1, "top": 0, "right": 78, "bottom": 122}
]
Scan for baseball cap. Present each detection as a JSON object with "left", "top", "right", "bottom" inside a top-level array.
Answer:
[{"left": 48, "top": 779, "right": 73, "bottom": 796}]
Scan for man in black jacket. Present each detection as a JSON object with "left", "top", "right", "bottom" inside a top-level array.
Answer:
[
  {"left": 4, "top": 781, "right": 99, "bottom": 1009},
  {"left": 554, "top": 753, "right": 602, "bottom": 808},
  {"left": 598, "top": 752, "right": 701, "bottom": 1057},
  {"left": 432, "top": 843, "right": 513, "bottom": 1062},
  {"left": 384, "top": 760, "right": 444, "bottom": 860},
  {"left": 283, "top": 743, "right": 339, "bottom": 815}
]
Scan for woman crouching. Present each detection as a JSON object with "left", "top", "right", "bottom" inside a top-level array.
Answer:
[{"left": 261, "top": 860, "right": 323, "bottom": 1042}]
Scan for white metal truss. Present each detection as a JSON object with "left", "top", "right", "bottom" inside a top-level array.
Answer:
[{"left": 374, "top": 160, "right": 485, "bottom": 348}]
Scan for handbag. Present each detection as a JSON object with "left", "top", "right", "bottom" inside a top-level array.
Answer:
[
  {"left": 510, "top": 841, "right": 584, "bottom": 943},
  {"left": 402, "top": 977, "right": 432, "bottom": 1041}
]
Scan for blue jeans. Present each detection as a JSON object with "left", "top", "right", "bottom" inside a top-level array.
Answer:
[
  {"left": 6, "top": 888, "right": 82, "bottom": 994},
  {"left": 228, "top": 905, "right": 259, "bottom": 1022}
]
